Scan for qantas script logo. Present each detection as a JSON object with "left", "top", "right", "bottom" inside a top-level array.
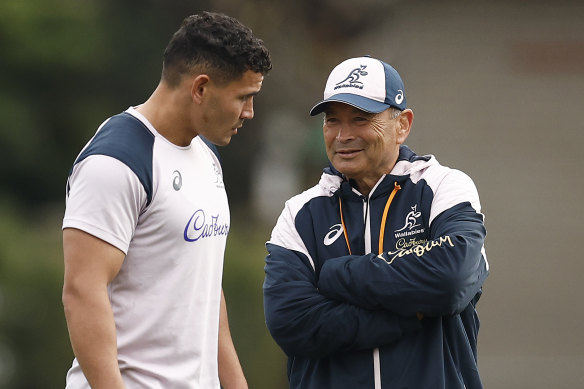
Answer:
[{"left": 324, "top": 224, "right": 344, "bottom": 246}]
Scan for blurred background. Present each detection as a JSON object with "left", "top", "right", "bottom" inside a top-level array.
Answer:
[{"left": 0, "top": 0, "right": 583, "bottom": 387}]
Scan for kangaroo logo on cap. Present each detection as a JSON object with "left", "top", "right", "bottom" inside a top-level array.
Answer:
[{"left": 334, "top": 65, "right": 368, "bottom": 90}]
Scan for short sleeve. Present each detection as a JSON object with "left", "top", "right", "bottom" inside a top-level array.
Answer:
[{"left": 63, "top": 155, "right": 147, "bottom": 254}]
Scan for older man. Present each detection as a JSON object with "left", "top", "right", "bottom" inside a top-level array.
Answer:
[{"left": 263, "top": 56, "right": 488, "bottom": 389}]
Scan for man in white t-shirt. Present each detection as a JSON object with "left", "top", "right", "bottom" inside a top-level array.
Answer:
[{"left": 62, "top": 12, "right": 271, "bottom": 389}]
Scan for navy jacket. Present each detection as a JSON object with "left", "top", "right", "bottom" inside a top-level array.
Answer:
[{"left": 263, "top": 146, "right": 489, "bottom": 389}]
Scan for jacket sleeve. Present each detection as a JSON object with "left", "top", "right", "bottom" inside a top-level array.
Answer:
[
  {"left": 263, "top": 194, "right": 421, "bottom": 358},
  {"left": 317, "top": 171, "right": 489, "bottom": 317},
  {"left": 264, "top": 243, "right": 420, "bottom": 358}
]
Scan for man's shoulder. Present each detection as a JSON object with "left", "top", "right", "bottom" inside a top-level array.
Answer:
[
  {"left": 72, "top": 112, "right": 155, "bottom": 204},
  {"left": 76, "top": 113, "right": 155, "bottom": 163},
  {"left": 284, "top": 172, "right": 341, "bottom": 215},
  {"left": 416, "top": 160, "right": 477, "bottom": 194},
  {"left": 394, "top": 152, "right": 473, "bottom": 188}
]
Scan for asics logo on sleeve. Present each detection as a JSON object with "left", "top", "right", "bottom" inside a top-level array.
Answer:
[{"left": 324, "top": 224, "right": 344, "bottom": 246}]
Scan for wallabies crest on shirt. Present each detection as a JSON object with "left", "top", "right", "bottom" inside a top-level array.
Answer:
[{"left": 395, "top": 205, "right": 422, "bottom": 232}]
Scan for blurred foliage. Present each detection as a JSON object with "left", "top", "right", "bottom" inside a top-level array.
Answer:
[
  {"left": 222, "top": 215, "right": 288, "bottom": 389},
  {"left": 0, "top": 199, "right": 71, "bottom": 388},
  {"left": 0, "top": 0, "right": 198, "bottom": 206}
]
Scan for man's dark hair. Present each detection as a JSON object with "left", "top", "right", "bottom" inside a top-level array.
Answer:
[{"left": 162, "top": 11, "right": 272, "bottom": 87}]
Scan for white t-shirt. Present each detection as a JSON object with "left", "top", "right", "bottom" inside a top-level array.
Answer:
[{"left": 63, "top": 107, "right": 229, "bottom": 388}]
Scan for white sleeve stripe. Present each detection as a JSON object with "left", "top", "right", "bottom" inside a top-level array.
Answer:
[
  {"left": 268, "top": 185, "right": 332, "bottom": 271},
  {"left": 424, "top": 169, "right": 482, "bottom": 225}
]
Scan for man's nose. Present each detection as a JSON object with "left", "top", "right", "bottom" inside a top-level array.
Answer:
[
  {"left": 336, "top": 125, "right": 354, "bottom": 142},
  {"left": 241, "top": 98, "right": 254, "bottom": 119}
]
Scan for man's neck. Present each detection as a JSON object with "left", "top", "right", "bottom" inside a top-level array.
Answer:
[
  {"left": 136, "top": 83, "right": 196, "bottom": 147},
  {"left": 352, "top": 175, "right": 382, "bottom": 197}
]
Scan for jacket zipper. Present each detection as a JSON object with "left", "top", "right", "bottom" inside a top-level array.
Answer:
[
  {"left": 338, "top": 182, "right": 401, "bottom": 256},
  {"left": 339, "top": 182, "right": 402, "bottom": 388},
  {"left": 367, "top": 183, "right": 401, "bottom": 389}
]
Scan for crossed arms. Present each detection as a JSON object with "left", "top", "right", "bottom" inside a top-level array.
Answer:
[{"left": 263, "top": 201, "right": 488, "bottom": 358}]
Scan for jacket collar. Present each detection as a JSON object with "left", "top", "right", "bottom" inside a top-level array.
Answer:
[{"left": 321, "top": 145, "right": 431, "bottom": 199}]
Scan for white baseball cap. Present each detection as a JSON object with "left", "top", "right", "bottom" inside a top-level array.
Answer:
[{"left": 310, "top": 56, "right": 406, "bottom": 116}]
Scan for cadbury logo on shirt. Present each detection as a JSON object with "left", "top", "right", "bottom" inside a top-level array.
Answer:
[{"left": 184, "top": 209, "right": 229, "bottom": 242}]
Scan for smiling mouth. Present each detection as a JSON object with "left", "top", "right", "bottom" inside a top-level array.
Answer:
[{"left": 336, "top": 149, "right": 362, "bottom": 158}]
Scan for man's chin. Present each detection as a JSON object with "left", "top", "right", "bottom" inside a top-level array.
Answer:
[
  {"left": 200, "top": 134, "right": 231, "bottom": 147},
  {"left": 218, "top": 135, "right": 232, "bottom": 146},
  {"left": 332, "top": 161, "right": 361, "bottom": 177}
]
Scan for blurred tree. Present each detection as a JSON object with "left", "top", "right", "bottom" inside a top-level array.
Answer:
[
  {"left": 0, "top": 0, "right": 205, "bottom": 206},
  {"left": 0, "top": 0, "right": 113, "bottom": 202},
  {"left": 222, "top": 218, "right": 289, "bottom": 389},
  {"left": 0, "top": 199, "right": 70, "bottom": 388}
]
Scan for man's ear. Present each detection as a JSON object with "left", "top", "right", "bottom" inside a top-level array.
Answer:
[
  {"left": 191, "top": 74, "right": 210, "bottom": 104},
  {"left": 396, "top": 109, "right": 414, "bottom": 144}
]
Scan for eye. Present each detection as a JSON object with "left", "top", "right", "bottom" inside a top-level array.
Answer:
[{"left": 353, "top": 116, "right": 370, "bottom": 124}]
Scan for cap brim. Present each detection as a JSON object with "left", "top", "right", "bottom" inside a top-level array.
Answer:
[{"left": 309, "top": 93, "right": 390, "bottom": 116}]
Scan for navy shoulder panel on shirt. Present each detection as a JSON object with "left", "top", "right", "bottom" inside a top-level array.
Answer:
[{"left": 72, "top": 112, "right": 155, "bottom": 205}]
